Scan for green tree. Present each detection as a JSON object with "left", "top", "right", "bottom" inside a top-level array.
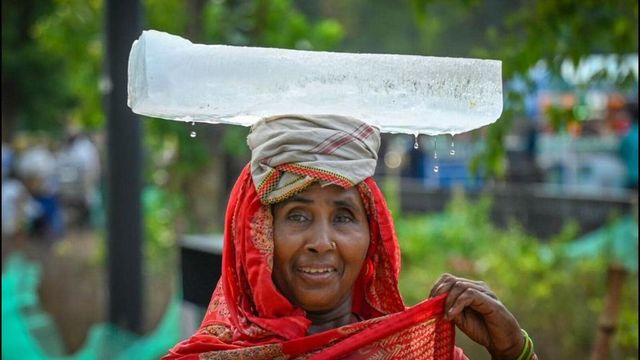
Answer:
[
  {"left": 32, "top": 0, "right": 105, "bottom": 131},
  {"left": 412, "top": 0, "right": 638, "bottom": 178},
  {"left": 6, "top": 0, "right": 344, "bottom": 258},
  {"left": 143, "top": 0, "right": 345, "bottom": 233},
  {"left": 303, "top": 0, "right": 637, "bottom": 179},
  {"left": 2, "top": 0, "right": 74, "bottom": 140}
]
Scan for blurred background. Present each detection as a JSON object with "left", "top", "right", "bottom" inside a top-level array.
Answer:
[{"left": 2, "top": 0, "right": 638, "bottom": 359}]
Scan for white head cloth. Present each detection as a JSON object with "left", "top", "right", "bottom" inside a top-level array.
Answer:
[{"left": 247, "top": 115, "right": 380, "bottom": 204}]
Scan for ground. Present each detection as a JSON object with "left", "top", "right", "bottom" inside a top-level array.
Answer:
[{"left": 2, "top": 228, "right": 177, "bottom": 353}]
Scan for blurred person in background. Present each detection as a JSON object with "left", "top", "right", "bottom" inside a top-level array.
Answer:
[
  {"left": 619, "top": 100, "right": 638, "bottom": 191},
  {"left": 15, "top": 141, "right": 65, "bottom": 242},
  {"left": 56, "top": 124, "right": 102, "bottom": 228},
  {"left": 2, "top": 142, "right": 41, "bottom": 242}
]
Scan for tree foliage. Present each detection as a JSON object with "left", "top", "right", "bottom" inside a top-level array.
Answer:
[
  {"left": 143, "top": 0, "right": 344, "bottom": 163},
  {"left": 307, "top": 0, "right": 638, "bottom": 179},
  {"left": 412, "top": 0, "right": 638, "bottom": 179},
  {"left": 32, "top": 0, "right": 105, "bottom": 130},
  {"left": 7, "top": 0, "right": 636, "bottom": 177},
  {"left": 141, "top": 0, "right": 345, "bottom": 233},
  {"left": 396, "top": 190, "right": 637, "bottom": 358},
  {"left": 4, "top": 0, "right": 638, "bottom": 233},
  {"left": 2, "top": 0, "right": 73, "bottom": 138},
  {"left": 4, "top": 0, "right": 345, "bottom": 231}
]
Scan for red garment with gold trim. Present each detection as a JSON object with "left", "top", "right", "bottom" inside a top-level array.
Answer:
[{"left": 164, "top": 165, "right": 465, "bottom": 359}]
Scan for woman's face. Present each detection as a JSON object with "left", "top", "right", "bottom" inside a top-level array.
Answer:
[{"left": 272, "top": 183, "right": 370, "bottom": 313}]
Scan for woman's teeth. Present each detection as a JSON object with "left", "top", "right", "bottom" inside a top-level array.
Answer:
[{"left": 299, "top": 267, "right": 335, "bottom": 274}]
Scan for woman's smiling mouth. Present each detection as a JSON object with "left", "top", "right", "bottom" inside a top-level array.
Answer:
[
  {"left": 296, "top": 266, "right": 339, "bottom": 282},
  {"left": 298, "top": 266, "right": 337, "bottom": 274}
]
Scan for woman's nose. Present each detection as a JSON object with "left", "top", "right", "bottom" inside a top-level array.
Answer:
[{"left": 304, "top": 221, "right": 335, "bottom": 253}]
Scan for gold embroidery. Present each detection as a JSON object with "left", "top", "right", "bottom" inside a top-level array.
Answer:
[
  {"left": 263, "top": 177, "right": 316, "bottom": 205},
  {"left": 281, "top": 163, "right": 354, "bottom": 187},
  {"left": 206, "top": 286, "right": 231, "bottom": 319},
  {"left": 376, "top": 318, "right": 445, "bottom": 359},
  {"left": 356, "top": 182, "right": 375, "bottom": 218},
  {"left": 336, "top": 317, "right": 448, "bottom": 360},
  {"left": 202, "top": 324, "right": 233, "bottom": 343},
  {"left": 199, "top": 343, "right": 287, "bottom": 360},
  {"left": 336, "top": 316, "right": 384, "bottom": 336},
  {"left": 244, "top": 323, "right": 268, "bottom": 338},
  {"left": 250, "top": 206, "right": 275, "bottom": 270}
]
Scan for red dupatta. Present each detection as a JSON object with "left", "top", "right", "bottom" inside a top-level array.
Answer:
[{"left": 164, "top": 165, "right": 458, "bottom": 359}]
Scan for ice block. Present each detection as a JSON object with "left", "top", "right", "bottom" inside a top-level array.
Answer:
[{"left": 127, "top": 30, "right": 503, "bottom": 135}]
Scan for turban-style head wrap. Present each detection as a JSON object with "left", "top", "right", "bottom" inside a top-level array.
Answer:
[
  {"left": 164, "top": 115, "right": 456, "bottom": 360},
  {"left": 247, "top": 114, "right": 381, "bottom": 204}
]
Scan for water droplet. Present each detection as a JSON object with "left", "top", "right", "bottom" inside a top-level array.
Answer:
[
  {"left": 449, "top": 149, "right": 456, "bottom": 156},
  {"left": 413, "top": 134, "right": 419, "bottom": 149},
  {"left": 449, "top": 137, "right": 455, "bottom": 156},
  {"left": 190, "top": 131, "right": 197, "bottom": 138},
  {"left": 191, "top": 121, "right": 195, "bottom": 126},
  {"left": 432, "top": 137, "right": 440, "bottom": 173},
  {"left": 433, "top": 140, "right": 438, "bottom": 158}
]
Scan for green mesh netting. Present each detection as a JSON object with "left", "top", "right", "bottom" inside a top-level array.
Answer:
[
  {"left": 565, "top": 215, "right": 638, "bottom": 273},
  {"left": 2, "top": 253, "right": 181, "bottom": 360}
]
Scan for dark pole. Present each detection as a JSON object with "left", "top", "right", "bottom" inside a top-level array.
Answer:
[{"left": 105, "top": 0, "right": 143, "bottom": 333}]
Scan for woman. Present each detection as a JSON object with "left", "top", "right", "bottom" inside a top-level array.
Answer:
[{"left": 165, "top": 115, "right": 536, "bottom": 359}]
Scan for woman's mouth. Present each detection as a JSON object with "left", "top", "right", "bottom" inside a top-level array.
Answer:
[
  {"left": 296, "top": 266, "right": 338, "bottom": 282},
  {"left": 298, "top": 267, "right": 336, "bottom": 274}
]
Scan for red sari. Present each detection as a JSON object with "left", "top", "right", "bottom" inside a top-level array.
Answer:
[{"left": 164, "top": 165, "right": 466, "bottom": 359}]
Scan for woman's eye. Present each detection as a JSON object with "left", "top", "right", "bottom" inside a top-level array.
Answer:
[
  {"left": 335, "top": 215, "right": 353, "bottom": 223},
  {"left": 288, "top": 214, "right": 308, "bottom": 222}
]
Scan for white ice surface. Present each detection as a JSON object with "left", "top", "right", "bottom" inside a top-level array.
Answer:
[{"left": 128, "top": 30, "right": 503, "bottom": 136}]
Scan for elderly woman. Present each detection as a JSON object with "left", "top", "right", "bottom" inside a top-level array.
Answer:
[{"left": 165, "top": 115, "right": 536, "bottom": 360}]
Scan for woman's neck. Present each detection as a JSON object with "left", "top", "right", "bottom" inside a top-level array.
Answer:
[{"left": 306, "top": 295, "right": 357, "bottom": 335}]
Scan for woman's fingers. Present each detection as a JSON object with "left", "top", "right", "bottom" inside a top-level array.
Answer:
[
  {"left": 446, "top": 287, "right": 494, "bottom": 320},
  {"left": 429, "top": 273, "right": 458, "bottom": 297},
  {"left": 429, "top": 273, "right": 497, "bottom": 301},
  {"left": 430, "top": 274, "right": 525, "bottom": 360}
]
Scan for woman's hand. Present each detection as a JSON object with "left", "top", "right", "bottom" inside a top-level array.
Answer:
[{"left": 430, "top": 273, "right": 524, "bottom": 360}]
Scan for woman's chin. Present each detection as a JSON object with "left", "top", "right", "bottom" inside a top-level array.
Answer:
[
  {"left": 296, "top": 294, "right": 341, "bottom": 313},
  {"left": 299, "top": 299, "right": 337, "bottom": 313}
]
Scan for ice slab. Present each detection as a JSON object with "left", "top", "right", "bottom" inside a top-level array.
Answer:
[{"left": 128, "top": 30, "right": 503, "bottom": 135}]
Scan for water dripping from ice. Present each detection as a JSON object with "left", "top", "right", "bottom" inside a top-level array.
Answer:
[
  {"left": 449, "top": 137, "right": 455, "bottom": 156},
  {"left": 413, "top": 134, "right": 419, "bottom": 150},
  {"left": 433, "top": 137, "right": 438, "bottom": 159},
  {"left": 129, "top": 31, "right": 504, "bottom": 136},
  {"left": 433, "top": 137, "right": 439, "bottom": 173},
  {"left": 190, "top": 121, "right": 197, "bottom": 138}
]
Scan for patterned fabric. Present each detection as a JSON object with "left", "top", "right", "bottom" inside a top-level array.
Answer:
[
  {"left": 247, "top": 115, "right": 380, "bottom": 204},
  {"left": 164, "top": 164, "right": 462, "bottom": 359}
]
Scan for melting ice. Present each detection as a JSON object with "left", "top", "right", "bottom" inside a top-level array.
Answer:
[{"left": 128, "top": 30, "right": 503, "bottom": 136}]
